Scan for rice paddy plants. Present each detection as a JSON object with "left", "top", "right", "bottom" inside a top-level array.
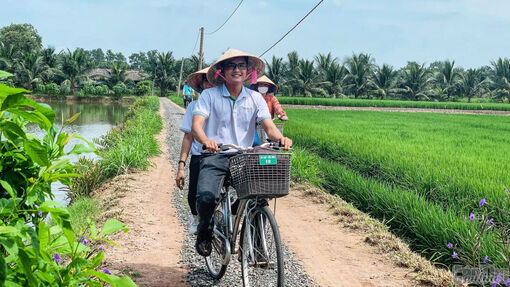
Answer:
[
  {"left": 285, "top": 108, "right": 510, "bottom": 267},
  {"left": 278, "top": 96, "right": 510, "bottom": 111}
]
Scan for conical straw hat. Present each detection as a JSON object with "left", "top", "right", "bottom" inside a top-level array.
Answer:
[
  {"left": 256, "top": 75, "right": 278, "bottom": 93},
  {"left": 186, "top": 67, "right": 210, "bottom": 91},
  {"left": 206, "top": 48, "right": 265, "bottom": 85}
]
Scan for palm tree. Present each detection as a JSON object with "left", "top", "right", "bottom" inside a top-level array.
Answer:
[
  {"left": 154, "top": 52, "right": 176, "bottom": 97},
  {"left": 435, "top": 60, "right": 460, "bottom": 101},
  {"left": 458, "top": 68, "right": 488, "bottom": 103},
  {"left": 489, "top": 58, "right": 510, "bottom": 100},
  {"left": 286, "top": 59, "right": 325, "bottom": 97},
  {"left": 0, "top": 42, "right": 15, "bottom": 72},
  {"left": 343, "top": 53, "right": 374, "bottom": 98},
  {"left": 60, "top": 48, "right": 90, "bottom": 94},
  {"left": 320, "top": 63, "right": 347, "bottom": 97},
  {"left": 370, "top": 64, "right": 398, "bottom": 100},
  {"left": 399, "top": 62, "right": 433, "bottom": 101},
  {"left": 108, "top": 62, "right": 127, "bottom": 86},
  {"left": 265, "top": 56, "right": 286, "bottom": 89},
  {"left": 286, "top": 51, "right": 300, "bottom": 80},
  {"left": 16, "top": 51, "right": 48, "bottom": 90},
  {"left": 315, "top": 52, "right": 338, "bottom": 80}
]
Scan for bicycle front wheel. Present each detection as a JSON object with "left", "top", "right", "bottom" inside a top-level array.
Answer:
[{"left": 241, "top": 206, "right": 284, "bottom": 287}]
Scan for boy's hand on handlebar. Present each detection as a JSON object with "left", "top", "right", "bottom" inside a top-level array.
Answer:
[
  {"left": 280, "top": 115, "right": 289, "bottom": 121},
  {"left": 280, "top": 137, "right": 292, "bottom": 150},
  {"left": 203, "top": 139, "right": 220, "bottom": 152}
]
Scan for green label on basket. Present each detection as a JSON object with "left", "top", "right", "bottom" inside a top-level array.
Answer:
[{"left": 259, "top": 154, "right": 277, "bottom": 165}]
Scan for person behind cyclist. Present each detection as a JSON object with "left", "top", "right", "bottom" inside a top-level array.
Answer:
[
  {"left": 176, "top": 67, "right": 215, "bottom": 234},
  {"left": 251, "top": 75, "right": 288, "bottom": 121},
  {"left": 249, "top": 75, "right": 288, "bottom": 146},
  {"left": 182, "top": 81, "right": 195, "bottom": 107},
  {"left": 191, "top": 48, "right": 292, "bottom": 257}
]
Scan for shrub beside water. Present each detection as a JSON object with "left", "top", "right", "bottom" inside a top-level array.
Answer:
[{"left": 69, "top": 96, "right": 162, "bottom": 199}]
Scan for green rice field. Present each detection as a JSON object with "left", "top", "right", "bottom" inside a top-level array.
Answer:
[
  {"left": 278, "top": 96, "right": 510, "bottom": 111},
  {"left": 285, "top": 108, "right": 510, "bottom": 265}
]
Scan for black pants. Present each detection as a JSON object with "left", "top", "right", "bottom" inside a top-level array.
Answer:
[
  {"left": 188, "top": 155, "right": 201, "bottom": 216},
  {"left": 196, "top": 153, "right": 237, "bottom": 235}
]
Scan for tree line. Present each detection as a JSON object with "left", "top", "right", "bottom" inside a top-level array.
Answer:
[{"left": 1, "top": 23, "right": 510, "bottom": 102}]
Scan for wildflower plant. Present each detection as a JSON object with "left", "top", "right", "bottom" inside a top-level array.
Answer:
[
  {"left": 449, "top": 191, "right": 510, "bottom": 286},
  {"left": 0, "top": 72, "right": 135, "bottom": 286}
]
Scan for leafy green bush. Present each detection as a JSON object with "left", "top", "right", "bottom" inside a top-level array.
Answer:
[
  {"left": 112, "top": 82, "right": 127, "bottom": 99},
  {"left": 94, "top": 84, "right": 110, "bottom": 96},
  {"left": 82, "top": 84, "right": 96, "bottom": 95},
  {"left": 61, "top": 86, "right": 70, "bottom": 95},
  {"left": 135, "top": 80, "right": 151, "bottom": 96},
  {"left": 45, "top": 82, "right": 60, "bottom": 95},
  {"left": 34, "top": 84, "right": 45, "bottom": 94},
  {"left": 0, "top": 74, "right": 135, "bottom": 285}
]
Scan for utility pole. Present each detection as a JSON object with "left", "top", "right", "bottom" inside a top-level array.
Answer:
[
  {"left": 198, "top": 27, "right": 204, "bottom": 70},
  {"left": 176, "top": 57, "right": 184, "bottom": 99}
]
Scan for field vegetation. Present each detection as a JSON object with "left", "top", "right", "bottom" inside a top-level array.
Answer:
[
  {"left": 285, "top": 108, "right": 510, "bottom": 267},
  {"left": 277, "top": 96, "right": 510, "bottom": 111}
]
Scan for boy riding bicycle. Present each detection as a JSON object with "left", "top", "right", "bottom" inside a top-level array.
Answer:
[{"left": 191, "top": 48, "right": 292, "bottom": 256}]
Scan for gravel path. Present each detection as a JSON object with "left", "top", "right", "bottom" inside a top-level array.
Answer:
[
  {"left": 161, "top": 98, "right": 315, "bottom": 287},
  {"left": 282, "top": 104, "right": 510, "bottom": 115}
]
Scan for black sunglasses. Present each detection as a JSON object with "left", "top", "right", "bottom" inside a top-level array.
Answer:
[{"left": 223, "top": 62, "right": 248, "bottom": 70}]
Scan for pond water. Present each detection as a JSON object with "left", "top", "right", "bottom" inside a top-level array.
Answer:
[{"left": 26, "top": 101, "right": 130, "bottom": 205}]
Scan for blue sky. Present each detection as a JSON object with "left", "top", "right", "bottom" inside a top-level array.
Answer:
[{"left": 2, "top": 0, "right": 510, "bottom": 69}]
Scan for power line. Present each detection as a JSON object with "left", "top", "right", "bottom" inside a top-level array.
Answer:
[
  {"left": 205, "top": 0, "right": 244, "bottom": 35},
  {"left": 259, "top": 0, "right": 324, "bottom": 58},
  {"left": 191, "top": 28, "right": 200, "bottom": 55}
]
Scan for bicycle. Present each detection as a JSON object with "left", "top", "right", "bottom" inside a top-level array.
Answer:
[
  {"left": 183, "top": 95, "right": 192, "bottom": 108},
  {"left": 203, "top": 142, "right": 291, "bottom": 287}
]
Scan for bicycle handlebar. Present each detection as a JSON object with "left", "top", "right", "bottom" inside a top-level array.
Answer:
[{"left": 201, "top": 142, "right": 285, "bottom": 153}]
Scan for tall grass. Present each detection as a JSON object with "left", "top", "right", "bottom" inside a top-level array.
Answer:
[
  {"left": 99, "top": 96, "right": 162, "bottom": 178},
  {"left": 69, "top": 96, "right": 162, "bottom": 199},
  {"left": 286, "top": 109, "right": 510, "bottom": 266},
  {"left": 278, "top": 96, "right": 510, "bottom": 111},
  {"left": 291, "top": 149, "right": 500, "bottom": 265}
]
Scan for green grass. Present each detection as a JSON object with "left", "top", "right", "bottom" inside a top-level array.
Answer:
[
  {"left": 98, "top": 96, "right": 162, "bottom": 178},
  {"left": 286, "top": 109, "right": 510, "bottom": 266},
  {"left": 278, "top": 96, "right": 510, "bottom": 111},
  {"left": 168, "top": 93, "right": 185, "bottom": 108},
  {"left": 68, "top": 197, "right": 100, "bottom": 236}
]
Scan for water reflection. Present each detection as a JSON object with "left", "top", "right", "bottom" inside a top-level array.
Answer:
[{"left": 27, "top": 101, "right": 130, "bottom": 205}]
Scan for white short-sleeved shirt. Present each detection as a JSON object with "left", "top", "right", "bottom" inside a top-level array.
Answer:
[
  {"left": 193, "top": 84, "right": 271, "bottom": 150},
  {"left": 179, "top": 101, "right": 202, "bottom": 156}
]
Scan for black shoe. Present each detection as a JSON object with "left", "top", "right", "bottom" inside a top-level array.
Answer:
[{"left": 196, "top": 231, "right": 212, "bottom": 257}]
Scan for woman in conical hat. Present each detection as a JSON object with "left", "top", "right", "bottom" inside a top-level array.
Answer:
[
  {"left": 250, "top": 75, "right": 288, "bottom": 121},
  {"left": 175, "top": 66, "right": 217, "bottom": 235},
  {"left": 187, "top": 67, "right": 215, "bottom": 93}
]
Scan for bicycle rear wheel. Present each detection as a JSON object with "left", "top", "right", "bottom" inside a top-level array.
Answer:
[
  {"left": 241, "top": 206, "right": 284, "bottom": 287},
  {"left": 205, "top": 203, "right": 229, "bottom": 279}
]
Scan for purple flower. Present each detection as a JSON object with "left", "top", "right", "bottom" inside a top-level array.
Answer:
[
  {"left": 38, "top": 211, "right": 43, "bottom": 217},
  {"left": 493, "top": 283, "right": 499, "bottom": 287},
  {"left": 505, "top": 278, "right": 510, "bottom": 286},
  {"left": 484, "top": 255, "right": 488, "bottom": 263},
  {"left": 488, "top": 218, "right": 494, "bottom": 225},
  {"left": 53, "top": 253, "right": 61, "bottom": 263},
  {"left": 479, "top": 198, "right": 486, "bottom": 207},
  {"left": 81, "top": 236, "right": 90, "bottom": 246},
  {"left": 495, "top": 273, "right": 503, "bottom": 283},
  {"left": 103, "top": 269, "right": 111, "bottom": 275},
  {"left": 99, "top": 247, "right": 103, "bottom": 251},
  {"left": 469, "top": 212, "right": 475, "bottom": 221},
  {"left": 452, "top": 251, "right": 458, "bottom": 259},
  {"left": 447, "top": 242, "right": 453, "bottom": 249}
]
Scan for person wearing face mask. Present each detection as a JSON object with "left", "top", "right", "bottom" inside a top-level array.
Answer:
[
  {"left": 175, "top": 67, "right": 215, "bottom": 234},
  {"left": 253, "top": 75, "right": 288, "bottom": 121}
]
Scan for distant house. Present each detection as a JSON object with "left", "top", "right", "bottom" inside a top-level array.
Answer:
[{"left": 86, "top": 68, "right": 145, "bottom": 84}]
